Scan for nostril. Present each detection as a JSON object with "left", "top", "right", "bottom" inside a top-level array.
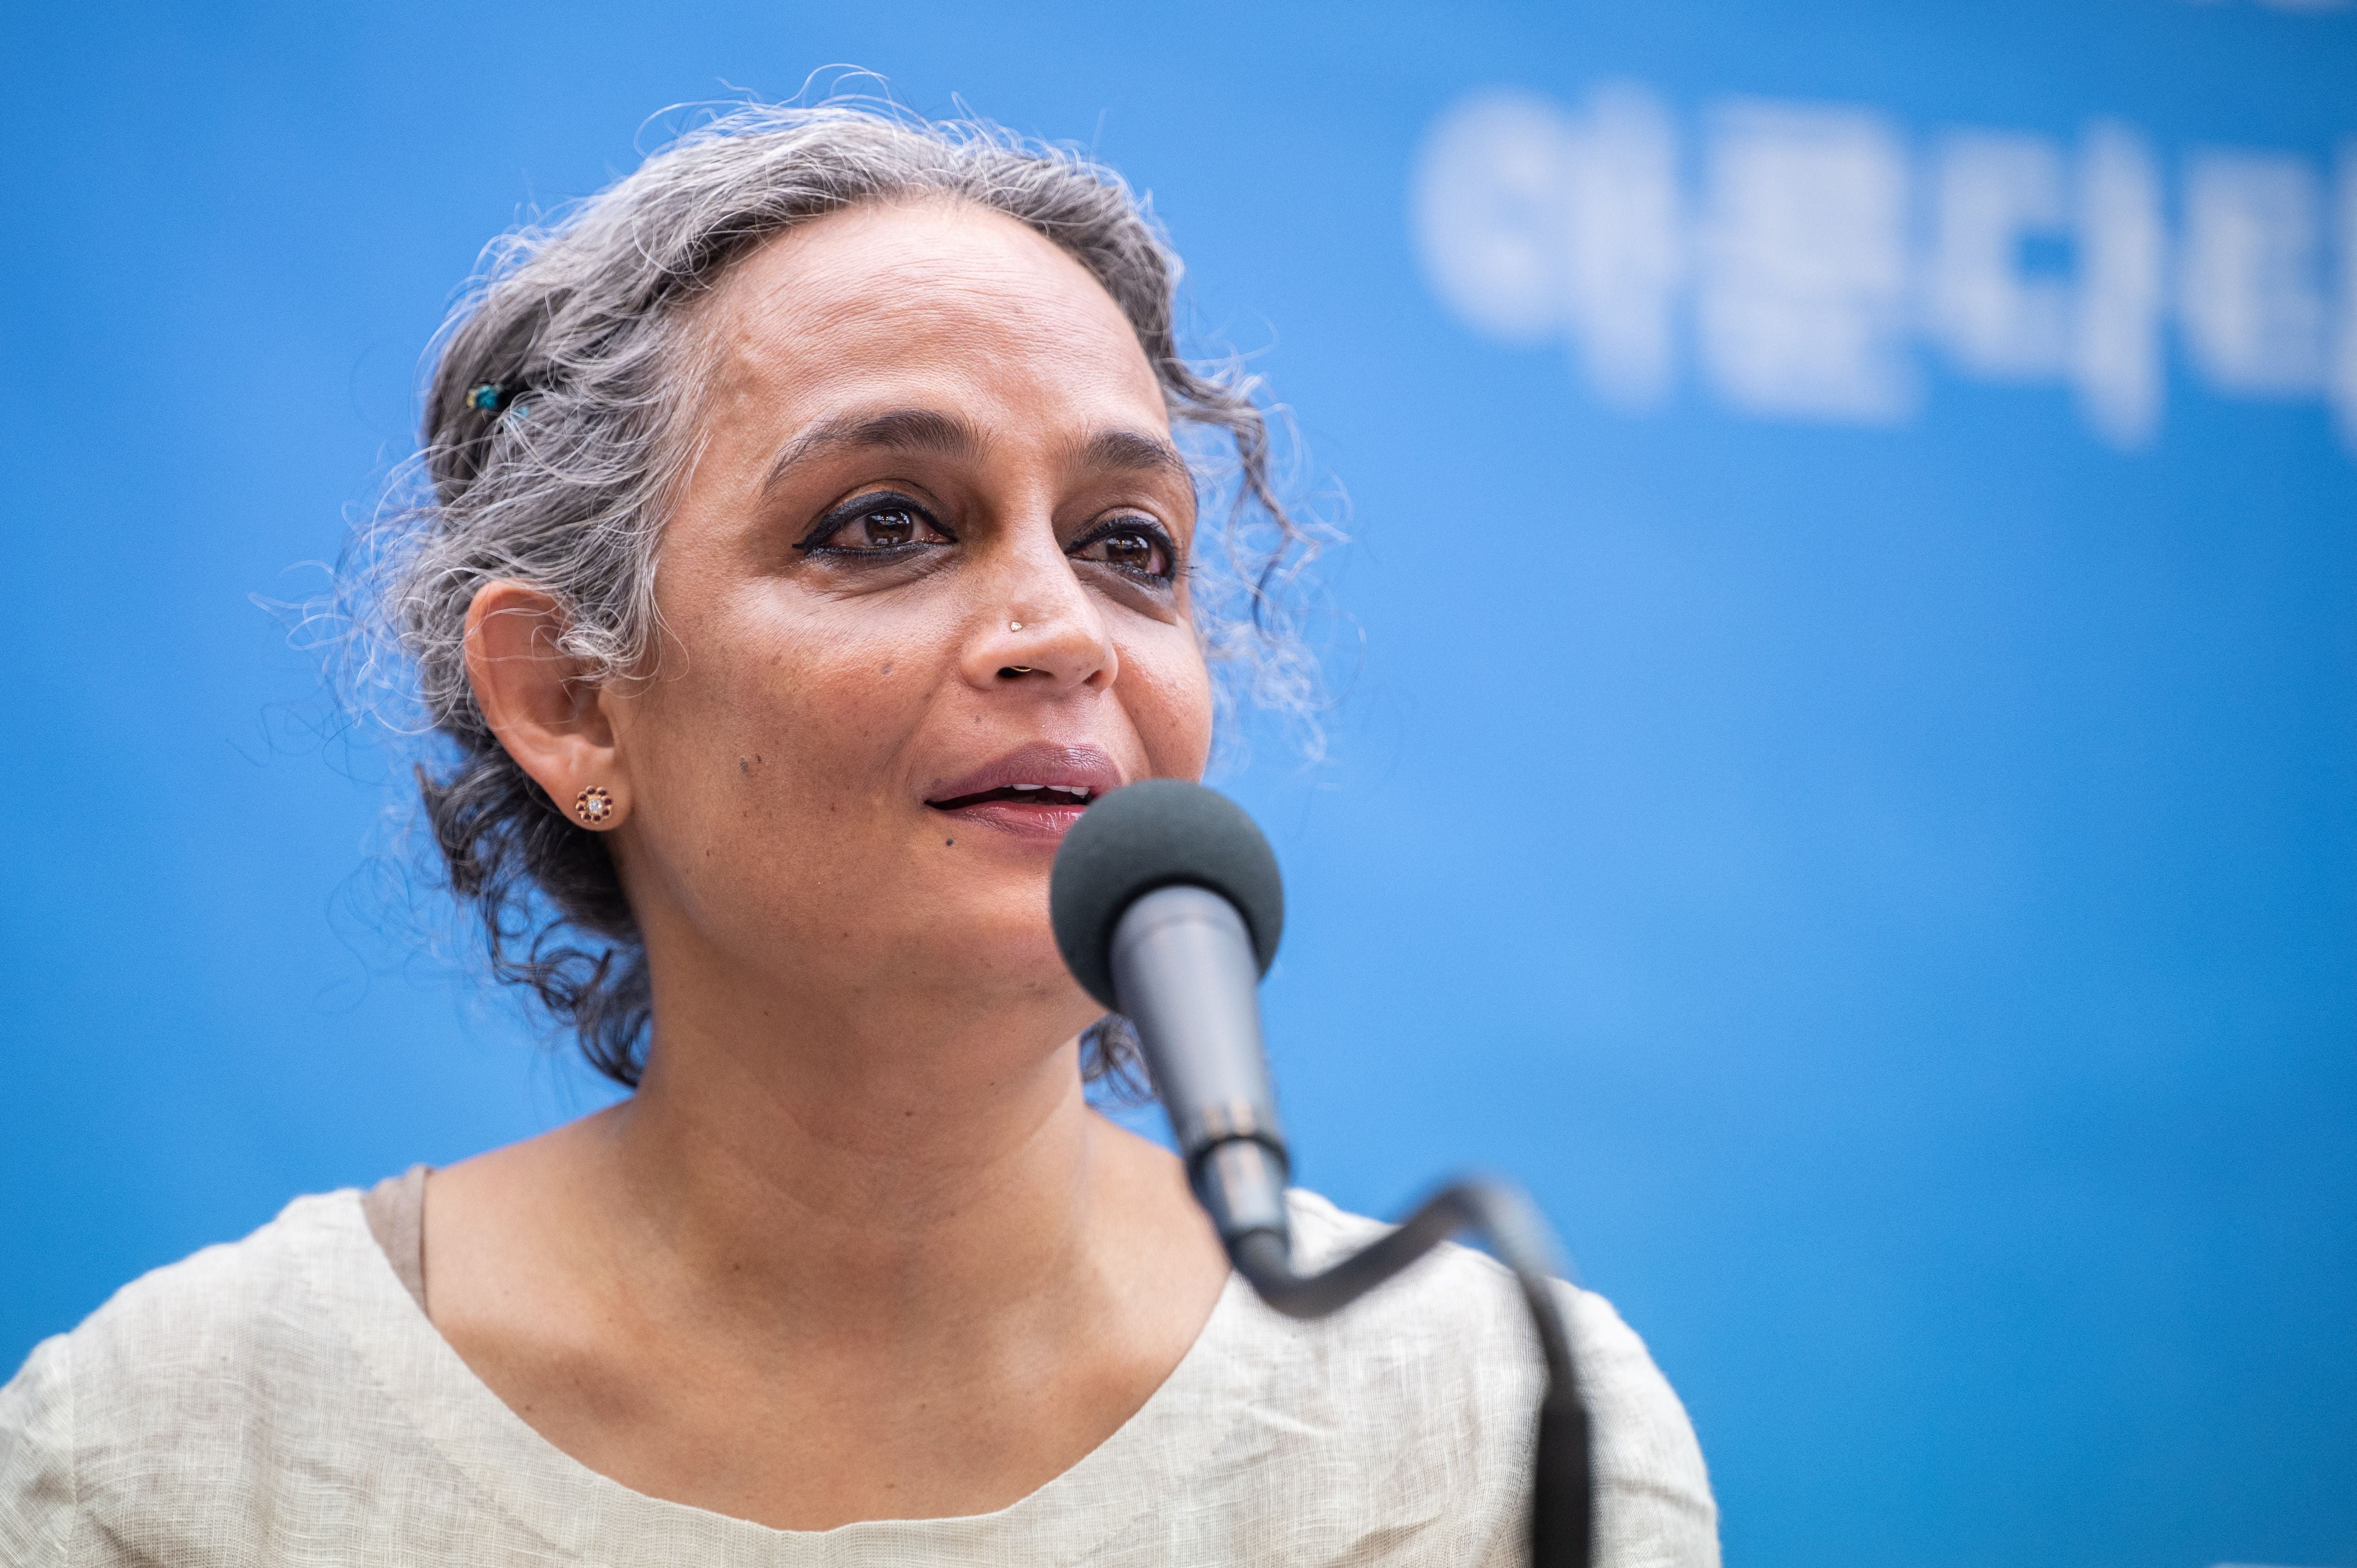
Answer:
[{"left": 997, "top": 664, "right": 1037, "bottom": 679}]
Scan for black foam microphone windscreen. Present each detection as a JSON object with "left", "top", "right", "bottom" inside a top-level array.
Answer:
[{"left": 1049, "top": 779, "right": 1285, "bottom": 1011}]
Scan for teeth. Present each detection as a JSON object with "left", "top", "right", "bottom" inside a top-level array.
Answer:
[
  {"left": 1012, "top": 783, "right": 1042, "bottom": 792},
  {"left": 1054, "top": 786, "right": 1089, "bottom": 798}
]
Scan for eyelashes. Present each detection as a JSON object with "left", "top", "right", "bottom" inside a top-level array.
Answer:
[
  {"left": 795, "top": 490, "right": 955, "bottom": 556},
  {"left": 1068, "top": 516, "right": 1178, "bottom": 582},
  {"left": 796, "top": 492, "right": 1181, "bottom": 584}
]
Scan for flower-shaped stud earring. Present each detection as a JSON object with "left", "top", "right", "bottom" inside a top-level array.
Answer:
[{"left": 574, "top": 786, "right": 615, "bottom": 826}]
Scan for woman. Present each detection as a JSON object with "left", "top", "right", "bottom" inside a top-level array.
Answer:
[{"left": 1, "top": 105, "right": 1717, "bottom": 1565}]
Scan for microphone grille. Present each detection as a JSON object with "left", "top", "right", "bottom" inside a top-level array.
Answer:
[{"left": 1049, "top": 780, "right": 1285, "bottom": 1011}]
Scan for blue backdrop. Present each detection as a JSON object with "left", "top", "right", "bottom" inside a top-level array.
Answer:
[{"left": 4, "top": 4, "right": 2351, "bottom": 1564}]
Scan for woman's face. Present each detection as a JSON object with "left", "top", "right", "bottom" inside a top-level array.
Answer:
[{"left": 604, "top": 197, "right": 1213, "bottom": 1031}]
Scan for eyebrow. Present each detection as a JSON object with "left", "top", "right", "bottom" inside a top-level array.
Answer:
[
  {"left": 1075, "top": 427, "right": 1194, "bottom": 486},
  {"left": 762, "top": 408, "right": 984, "bottom": 495},
  {"left": 761, "top": 408, "right": 1194, "bottom": 495}
]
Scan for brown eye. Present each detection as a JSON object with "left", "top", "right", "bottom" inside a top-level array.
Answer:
[
  {"left": 798, "top": 492, "right": 953, "bottom": 557},
  {"left": 1076, "top": 522, "right": 1173, "bottom": 579},
  {"left": 859, "top": 508, "right": 920, "bottom": 548}
]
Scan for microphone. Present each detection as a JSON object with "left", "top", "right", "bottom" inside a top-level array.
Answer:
[
  {"left": 1051, "top": 780, "right": 1595, "bottom": 1568},
  {"left": 1050, "top": 779, "right": 1292, "bottom": 1249}
]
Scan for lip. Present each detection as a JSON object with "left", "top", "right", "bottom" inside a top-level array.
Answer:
[{"left": 924, "top": 742, "right": 1125, "bottom": 841}]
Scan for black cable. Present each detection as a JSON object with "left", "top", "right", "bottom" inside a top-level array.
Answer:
[{"left": 1226, "top": 1177, "right": 1594, "bottom": 1568}]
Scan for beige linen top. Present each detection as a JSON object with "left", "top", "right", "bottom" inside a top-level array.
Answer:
[{"left": 0, "top": 1184, "right": 1717, "bottom": 1566}]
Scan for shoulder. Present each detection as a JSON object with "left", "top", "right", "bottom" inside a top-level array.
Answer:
[
  {"left": 0, "top": 1191, "right": 450, "bottom": 1567},
  {"left": 0, "top": 1333, "right": 74, "bottom": 1565},
  {"left": 1250, "top": 1189, "right": 1720, "bottom": 1568},
  {"left": 19, "top": 1191, "right": 386, "bottom": 1419},
  {"left": 1280, "top": 1188, "right": 1680, "bottom": 1407}
]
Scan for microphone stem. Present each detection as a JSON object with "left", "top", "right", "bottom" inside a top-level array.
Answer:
[
  {"left": 1226, "top": 1181, "right": 1572, "bottom": 1384},
  {"left": 1218, "top": 1172, "right": 1594, "bottom": 1568}
]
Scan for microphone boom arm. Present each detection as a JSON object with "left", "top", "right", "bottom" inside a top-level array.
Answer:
[
  {"left": 1107, "top": 886, "right": 1594, "bottom": 1568},
  {"left": 1053, "top": 792, "right": 1598, "bottom": 1568},
  {"left": 1215, "top": 1161, "right": 1594, "bottom": 1568}
]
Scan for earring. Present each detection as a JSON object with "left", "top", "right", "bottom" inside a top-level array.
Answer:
[{"left": 574, "top": 786, "right": 615, "bottom": 826}]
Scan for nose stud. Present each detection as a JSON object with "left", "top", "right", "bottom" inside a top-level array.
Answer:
[{"left": 1009, "top": 621, "right": 1023, "bottom": 631}]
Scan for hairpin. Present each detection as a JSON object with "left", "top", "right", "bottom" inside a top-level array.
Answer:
[{"left": 464, "top": 382, "right": 522, "bottom": 415}]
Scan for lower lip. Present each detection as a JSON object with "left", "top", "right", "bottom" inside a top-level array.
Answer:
[{"left": 934, "top": 799, "right": 1090, "bottom": 840}]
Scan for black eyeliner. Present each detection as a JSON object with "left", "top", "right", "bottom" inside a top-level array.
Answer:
[
  {"left": 1068, "top": 515, "right": 1181, "bottom": 583},
  {"left": 794, "top": 489, "right": 956, "bottom": 554}
]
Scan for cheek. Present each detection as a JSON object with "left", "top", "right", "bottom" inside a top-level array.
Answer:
[
  {"left": 629, "top": 602, "right": 931, "bottom": 830},
  {"left": 1122, "top": 622, "right": 1216, "bottom": 779}
]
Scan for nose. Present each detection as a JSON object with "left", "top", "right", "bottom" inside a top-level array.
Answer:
[{"left": 957, "top": 519, "right": 1118, "bottom": 693}]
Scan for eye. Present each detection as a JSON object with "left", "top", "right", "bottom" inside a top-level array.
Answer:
[
  {"left": 1073, "top": 518, "right": 1175, "bottom": 580},
  {"left": 851, "top": 507, "right": 924, "bottom": 548},
  {"left": 799, "top": 492, "right": 954, "bottom": 555}
]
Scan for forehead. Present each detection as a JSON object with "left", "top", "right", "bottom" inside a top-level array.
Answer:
[{"left": 692, "top": 197, "right": 1170, "bottom": 433}]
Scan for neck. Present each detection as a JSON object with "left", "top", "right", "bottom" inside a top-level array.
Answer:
[
  {"left": 587, "top": 955, "right": 1121, "bottom": 1346},
  {"left": 423, "top": 912, "right": 1233, "bottom": 1531}
]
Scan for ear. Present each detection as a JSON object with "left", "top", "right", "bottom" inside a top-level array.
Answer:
[{"left": 463, "top": 581, "right": 630, "bottom": 830}]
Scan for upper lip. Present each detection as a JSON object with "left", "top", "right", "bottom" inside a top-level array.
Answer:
[{"left": 924, "top": 743, "right": 1125, "bottom": 809}]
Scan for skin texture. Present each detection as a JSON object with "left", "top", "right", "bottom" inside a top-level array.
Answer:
[{"left": 427, "top": 196, "right": 1233, "bottom": 1530}]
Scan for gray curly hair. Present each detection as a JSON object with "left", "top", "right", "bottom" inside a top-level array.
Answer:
[{"left": 351, "top": 102, "right": 1322, "bottom": 1089}]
